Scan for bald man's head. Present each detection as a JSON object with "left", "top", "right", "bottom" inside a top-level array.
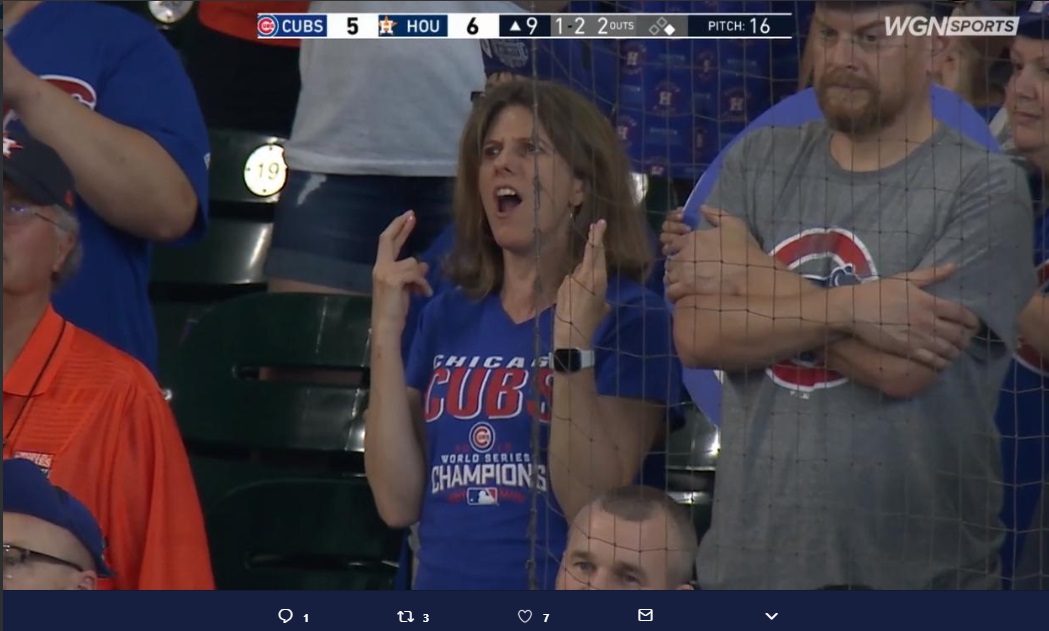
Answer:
[{"left": 556, "top": 486, "right": 698, "bottom": 590}]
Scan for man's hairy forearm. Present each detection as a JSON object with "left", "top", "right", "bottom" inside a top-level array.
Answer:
[
  {"left": 742, "top": 263, "right": 942, "bottom": 396},
  {"left": 674, "top": 290, "right": 847, "bottom": 370}
]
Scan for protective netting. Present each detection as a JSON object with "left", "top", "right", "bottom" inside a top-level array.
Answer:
[{"left": 485, "top": 0, "right": 1047, "bottom": 591}]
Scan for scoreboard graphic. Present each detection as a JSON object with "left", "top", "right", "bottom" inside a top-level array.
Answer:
[{"left": 255, "top": 12, "right": 796, "bottom": 40}]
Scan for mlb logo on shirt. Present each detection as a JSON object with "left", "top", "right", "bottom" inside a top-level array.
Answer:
[{"left": 467, "top": 487, "right": 499, "bottom": 506}]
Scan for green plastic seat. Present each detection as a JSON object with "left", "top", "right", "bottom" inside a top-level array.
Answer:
[
  {"left": 151, "top": 218, "right": 272, "bottom": 288},
  {"left": 167, "top": 292, "right": 372, "bottom": 452},
  {"left": 165, "top": 292, "right": 401, "bottom": 589},
  {"left": 206, "top": 477, "right": 399, "bottom": 590},
  {"left": 667, "top": 403, "right": 718, "bottom": 543},
  {"left": 152, "top": 300, "right": 215, "bottom": 391},
  {"left": 667, "top": 403, "right": 719, "bottom": 474},
  {"left": 208, "top": 128, "right": 289, "bottom": 207},
  {"left": 670, "top": 489, "right": 714, "bottom": 544}
]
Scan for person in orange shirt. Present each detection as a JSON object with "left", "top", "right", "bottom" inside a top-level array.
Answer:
[
  {"left": 1, "top": 127, "right": 214, "bottom": 590},
  {"left": 184, "top": 1, "right": 308, "bottom": 134}
]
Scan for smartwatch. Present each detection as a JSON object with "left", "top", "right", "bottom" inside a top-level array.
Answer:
[{"left": 551, "top": 348, "right": 596, "bottom": 374}]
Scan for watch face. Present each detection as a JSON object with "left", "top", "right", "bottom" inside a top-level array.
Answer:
[{"left": 553, "top": 349, "right": 580, "bottom": 372}]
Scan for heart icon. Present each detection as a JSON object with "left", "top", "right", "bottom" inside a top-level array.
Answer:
[{"left": 518, "top": 610, "right": 533, "bottom": 623}]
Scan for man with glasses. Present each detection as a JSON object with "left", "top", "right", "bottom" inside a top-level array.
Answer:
[
  {"left": 2, "top": 458, "right": 112, "bottom": 590},
  {"left": 1, "top": 128, "right": 213, "bottom": 590}
]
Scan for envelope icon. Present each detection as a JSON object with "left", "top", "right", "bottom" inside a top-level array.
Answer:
[{"left": 637, "top": 609, "right": 654, "bottom": 622}]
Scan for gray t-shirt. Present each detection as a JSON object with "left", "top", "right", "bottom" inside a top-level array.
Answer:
[{"left": 695, "top": 121, "right": 1034, "bottom": 589}]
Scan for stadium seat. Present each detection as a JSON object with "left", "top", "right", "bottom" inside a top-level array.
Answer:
[
  {"left": 207, "top": 127, "right": 289, "bottom": 212},
  {"left": 152, "top": 218, "right": 272, "bottom": 288},
  {"left": 667, "top": 403, "right": 718, "bottom": 542},
  {"left": 206, "top": 477, "right": 399, "bottom": 590},
  {"left": 152, "top": 300, "right": 213, "bottom": 392},
  {"left": 151, "top": 128, "right": 287, "bottom": 287},
  {"left": 166, "top": 292, "right": 400, "bottom": 589},
  {"left": 150, "top": 128, "right": 287, "bottom": 377},
  {"left": 150, "top": 218, "right": 271, "bottom": 383},
  {"left": 167, "top": 292, "right": 371, "bottom": 454},
  {"left": 641, "top": 174, "right": 674, "bottom": 233}
]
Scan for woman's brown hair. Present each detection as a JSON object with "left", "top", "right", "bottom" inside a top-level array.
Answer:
[{"left": 444, "top": 79, "right": 652, "bottom": 298}]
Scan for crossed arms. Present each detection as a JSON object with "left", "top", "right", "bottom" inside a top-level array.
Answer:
[{"left": 665, "top": 196, "right": 1033, "bottom": 399}]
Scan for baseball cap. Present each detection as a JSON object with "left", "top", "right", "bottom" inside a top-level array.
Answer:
[
  {"left": 2, "top": 126, "right": 75, "bottom": 212},
  {"left": 1018, "top": 1, "right": 1049, "bottom": 38},
  {"left": 2, "top": 458, "right": 114, "bottom": 577}
]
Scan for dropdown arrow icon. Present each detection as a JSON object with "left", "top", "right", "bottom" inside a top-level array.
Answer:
[{"left": 766, "top": 613, "right": 778, "bottom": 620}]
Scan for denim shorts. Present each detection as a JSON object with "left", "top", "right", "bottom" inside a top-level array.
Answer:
[{"left": 265, "top": 171, "right": 453, "bottom": 292}]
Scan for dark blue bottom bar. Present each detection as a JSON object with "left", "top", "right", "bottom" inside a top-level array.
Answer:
[{"left": 5, "top": 591, "right": 1048, "bottom": 631}]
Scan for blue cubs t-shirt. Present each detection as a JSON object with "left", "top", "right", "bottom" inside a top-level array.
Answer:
[
  {"left": 997, "top": 210, "right": 1048, "bottom": 587},
  {"left": 403, "top": 225, "right": 668, "bottom": 357},
  {"left": 404, "top": 277, "right": 681, "bottom": 590},
  {"left": 4, "top": 1, "right": 210, "bottom": 372}
]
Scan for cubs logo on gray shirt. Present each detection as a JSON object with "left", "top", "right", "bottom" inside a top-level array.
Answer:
[{"left": 697, "top": 121, "right": 1034, "bottom": 590}]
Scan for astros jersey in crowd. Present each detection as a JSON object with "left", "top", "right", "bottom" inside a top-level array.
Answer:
[
  {"left": 404, "top": 278, "right": 680, "bottom": 590},
  {"left": 997, "top": 205, "right": 1049, "bottom": 586},
  {"left": 3, "top": 308, "right": 214, "bottom": 590},
  {"left": 3, "top": 1, "right": 210, "bottom": 373},
  {"left": 481, "top": 1, "right": 814, "bottom": 179}
]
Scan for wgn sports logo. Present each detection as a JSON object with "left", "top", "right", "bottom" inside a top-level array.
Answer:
[
  {"left": 884, "top": 14, "right": 1018, "bottom": 37},
  {"left": 256, "top": 13, "right": 327, "bottom": 38}
]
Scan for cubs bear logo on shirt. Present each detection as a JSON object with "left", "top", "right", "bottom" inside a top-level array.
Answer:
[{"left": 767, "top": 228, "right": 880, "bottom": 393}]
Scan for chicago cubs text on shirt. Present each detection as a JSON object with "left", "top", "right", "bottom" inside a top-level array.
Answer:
[{"left": 424, "top": 354, "right": 553, "bottom": 505}]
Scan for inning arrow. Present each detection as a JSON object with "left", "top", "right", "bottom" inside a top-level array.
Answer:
[
  {"left": 766, "top": 613, "right": 778, "bottom": 620},
  {"left": 510, "top": 21, "right": 521, "bottom": 31}
]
